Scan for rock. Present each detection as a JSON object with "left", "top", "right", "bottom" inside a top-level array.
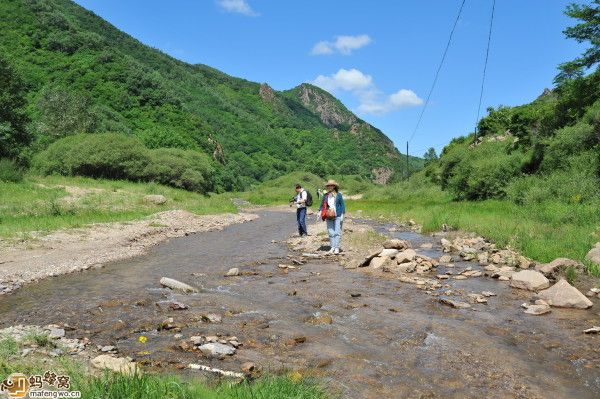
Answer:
[
  {"left": 92, "top": 355, "right": 137, "bottom": 375},
  {"left": 491, "top": 266, "right": 515, "bottom": 280},
  {"left": 537, "top": 279, "right": 593, "bottom": 309},
  {"left": 523, "top": 304, "right": 551, "bottom": 315},
  {"left": 396, "top": 249, "right": 417, "bottom": 264},
  {"left": 509, "top": 270, "right": 550, "bottom": 291},
  {"left": 350, "top": 293, "right": 361, "bottom": 298},
  {"left": 190, "top": 336, "right": 204, "bottom": 346},
  {"left": 436, "top": 275, "right": 449, "bottom": 280},
  {"left": 160, "top": 277, "right": 198, "bottom": 293},
  {"left": 585, "top": 244, "right": 600, "bottom": 265},
  {"left": 370, "top": 256, "right": 391, "bottom": 269},
  {"left": 386, "top": 262, "right": 416, "bottom": 274},
  {"left": 481, "top": 291, "right": 497, "bottom": 297},
  {"left": 47, "top": 327, "right": 65, "bottom": 339},
  {"left": 202, "top": 314, "right": 222, "bottom": 323},
  {"left": 382, "top": 239, "right": 409, "bottom": 250},
  {"left": 453, "top": 275, "right": 467, "bottom": 280},
  {"left": 379, "top": 248, "right": 400, "bottom": 258},
  {"left": 241, "top": 362, "right": 257, "bottom": 374},
  {"left": 198, "top": 343, "right": 236, "bottom": 357},
  {"left": 439, "top": 299, "right": 471, "bottom": 309},
  {"left": 439, "top": 255, "right": 453, "bottom": 264},
  {"left": 143, "top": 195, "right": 167, "bottom": 205},
  {"left": 357, "top": 250, "right": 384, "bottom": 268},
  {"left": 420, "top": 243, "right": 433, "bottom": 249},
  {"left": 477, "top": 253, "right": 489, "bottom": 265},
  {"left": 101, "top": 345, "right": 116, "bottom": 352},
  {"left": 225, "top": 268, "right": 240, "bottom": 276},
  {"left": 169, "top": 301, "right": 189, "bottom": 310},
  {"left": 583, "top": 326, "right": 600, "bottom": 334},
  {"left": 585, "top": 288, "right": 600, "bottom": 297},
  {"left": 535, "top": 258, "right": 582, "bottom": 278},
  {"left": 306, "top": 312, "right": 333, "bottom": 325},
  {"left": 468, "top": 294, "right": 488, "bottom": 304}
]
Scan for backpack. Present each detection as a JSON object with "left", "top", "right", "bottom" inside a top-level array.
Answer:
[{"left": 304, "top": 190, "right": 313, "bottom": 207}]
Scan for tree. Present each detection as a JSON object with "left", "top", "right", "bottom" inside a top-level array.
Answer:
[
  {"left": 555, "top": 1, "right": 600, "bottom": 83},
  {"left": 0, "top": 56, "right": 31, "bottom": 159},
  {"left": 423, "top": 147, "right": 438, "bottom": 164}
]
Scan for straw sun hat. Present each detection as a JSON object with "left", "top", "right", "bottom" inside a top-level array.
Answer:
[{"left": 324, "top": 180, "right": 339, "bottom": 188}]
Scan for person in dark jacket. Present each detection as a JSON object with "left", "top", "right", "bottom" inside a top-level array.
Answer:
[{"left": 320, "top": 179, "right": 346, "bottom": 255}]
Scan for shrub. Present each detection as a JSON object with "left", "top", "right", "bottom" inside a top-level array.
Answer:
[
  {"left": 440, "top": 141, "right": 525, "bottom": 200},
  {"left": 136, "top": 128, "right": 197, "bottom": 150},
  {"left": 541, "top": 121, "right": 597, "bottom": 172},
  {"left": 0, "top": 159, "right": 25, "bottom": 182},
  {"left": 507, "top": 152, "right": 600, "bottom": 205},
  {"left": 32, "top": 133, "right": 215, "bottom": 193}
]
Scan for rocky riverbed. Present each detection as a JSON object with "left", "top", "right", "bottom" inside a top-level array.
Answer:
[{"left": 0, "top": 208, "right": 599, "bottom": 398}]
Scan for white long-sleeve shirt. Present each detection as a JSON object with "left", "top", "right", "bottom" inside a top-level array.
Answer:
[{"left": 295, "top": 190, "right": 307, "bottom": 209}]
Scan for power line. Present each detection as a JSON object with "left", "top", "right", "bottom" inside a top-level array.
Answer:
[
  {"left": 408, "top": 0, "right": 467, "bottom": 144},
  {"left": 474, "top": 0, "right": 496, "bottom": 139}
]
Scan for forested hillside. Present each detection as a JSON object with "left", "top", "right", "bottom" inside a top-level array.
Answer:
[{"left": 0, "top": 0, "right": 422, "bottom": 192}]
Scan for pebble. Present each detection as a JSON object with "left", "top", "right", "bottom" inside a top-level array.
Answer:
[{"left": 225, "top": 268, "right": 240, "bottom": 277}]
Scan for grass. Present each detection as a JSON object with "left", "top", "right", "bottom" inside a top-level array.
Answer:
[
  {"left": 235, "top": 171, "right": 374, "bottom": 206},
  {"left": 349, "top": 179, "right": 600, "bottom": 277},
  {"left": 0, "top": 348, "right": 331, "bottom": 399},
  {"left": 0, "top": 175, "right": 237, "bottom": 239}
]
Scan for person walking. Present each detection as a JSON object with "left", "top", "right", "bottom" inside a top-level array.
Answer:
[
  {"left": 292, "top": 184, "right": 308, "bottom": 237},
  {"left": 319, "top": 180, "right": 345, "bottom": 255}
]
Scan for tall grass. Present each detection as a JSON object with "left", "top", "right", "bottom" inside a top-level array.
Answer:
[{"left": 0, "top": 175, "right": 237, "bottom": 239}]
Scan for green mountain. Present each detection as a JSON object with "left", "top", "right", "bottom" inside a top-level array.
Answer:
[{"left": 0, "top": 0, "right": 422, "bottom": 191}]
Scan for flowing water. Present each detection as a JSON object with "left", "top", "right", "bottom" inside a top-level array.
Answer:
[{"left": 1, "top": 209, "right": 599, "bottom": 398}]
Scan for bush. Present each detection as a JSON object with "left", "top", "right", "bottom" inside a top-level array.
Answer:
[
  {"left": 0, "top": 159, "right": 25, "bottom": 182},
  {"left": 507, "top": 152, "right": 600, "bottom": 205},
  {"left": 32, "top": 133, "right": 215, "bottom": 193},
  {"left": 440, "top": 141, "right": 525, "bottom": 200},
  {"left": 541, "top": 121, "right": 597, "bottom": 172}
]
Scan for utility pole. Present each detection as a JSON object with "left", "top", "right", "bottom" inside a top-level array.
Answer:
[{"left": 406, "top": 141, "right": 409, "bottom": 179}]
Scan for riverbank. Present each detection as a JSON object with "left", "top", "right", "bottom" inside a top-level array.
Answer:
[{"left": 0, "top": 209, "right": 257, "bottom": 294}]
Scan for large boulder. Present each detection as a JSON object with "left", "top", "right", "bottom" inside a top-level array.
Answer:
[
  {"left": 585, "top": 243, "right": 600, "bottom": 265},
  {"left": 198, "top": 343, "right": 236, "bottom": 358},
  {"left": 370, "top": 256, "right": 393, "bottom": 269},
  {"left": 537, "top": 279, "right": 593, "bottom": 309},
  {"left": 535, "top": 258, "right": 582, "bottom": 278},
  {"left": 379, "top": 248, "right": 399, "bottom": 258},
  {"left": 396, "top": 249, "right": 417, "bottom": 264},
  {"left": 143, "top": 194, "right": 167, "bottom": 205},
  {"left": 382, "top": 239, "right": 409, "bottom": 250},
  {"left": 509, "top": 270, "right": 550, "bottom": 291},
  {"left": 92, "top": 355, "right": 137, "bottom": 375}
]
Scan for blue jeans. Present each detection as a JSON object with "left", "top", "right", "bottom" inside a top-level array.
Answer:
[
  {"left": 326, "top": 216, "right": 343, "bottom": 249},
  {"left": 296, "top": 207, "right": 307, "bottom": 236}
]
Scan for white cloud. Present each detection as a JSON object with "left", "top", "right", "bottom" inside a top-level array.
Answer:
[
  {"left": 216, "top": 0, "right": 258, "bottom": 16},
  {"left": 313, "top": 68, "right": 373, "bottom": 92},
  {"left": 311, "top": 34, "right": 372, "bottom": 55},
  {"left": 312, "top": 68, "right": 422, "bottom": 115}
]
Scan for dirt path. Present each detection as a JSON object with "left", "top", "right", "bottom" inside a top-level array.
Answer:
[{"left": 0, "top": 208, "right": 599, "bottom": 398}]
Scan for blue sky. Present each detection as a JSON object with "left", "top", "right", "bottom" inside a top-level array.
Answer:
[{"left": 74, "top": 0, "right": 585, "bottom": 156}]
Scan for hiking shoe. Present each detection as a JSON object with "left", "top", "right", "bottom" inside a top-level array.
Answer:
[
  {"left": 328, "top": 248, "right": 335, "bottom": 254},
  {"left": 333, "top": 248, "right": 340, "bottom": 255}
]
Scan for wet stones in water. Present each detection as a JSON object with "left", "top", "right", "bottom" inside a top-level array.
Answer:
[
  {"left": 439, "top": 255, "right": 453, "bottom": 264},
  {"left": 536, "top": 279, "right": 593, "bottom": 309},
  {"left": 169, "top": 301, "right": 188, "bottom": 311},
  {"left": 509, "top": 270, "right": 550, "bottom": 291},
  {"left": 159, "top": 277, "right": 198, "bottom": 293},
  {"left": 225, "top": 268, "right": 240, "bottom": 277},
  {"left": 521, "top": 301, "right": 551, "bottom": 315},
  {"left": 481, "top": 291, "right": 497, "bottom": 297},
  {"left": 201, "top": 313, "right": 222, "bottom": 323},
  {"left": 467, "top": 294, "right": 488, "bottom": 304},
  {"left": 439, "top": 298, "right": 471, "bottom": 309},
  {"left": 306, "top": 312, "right": 333, "bottom": 325}
]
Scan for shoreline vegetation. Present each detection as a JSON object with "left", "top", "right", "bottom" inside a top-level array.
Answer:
[{"left": 3, "top": 171, "right": 598, "bottom": 281}]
